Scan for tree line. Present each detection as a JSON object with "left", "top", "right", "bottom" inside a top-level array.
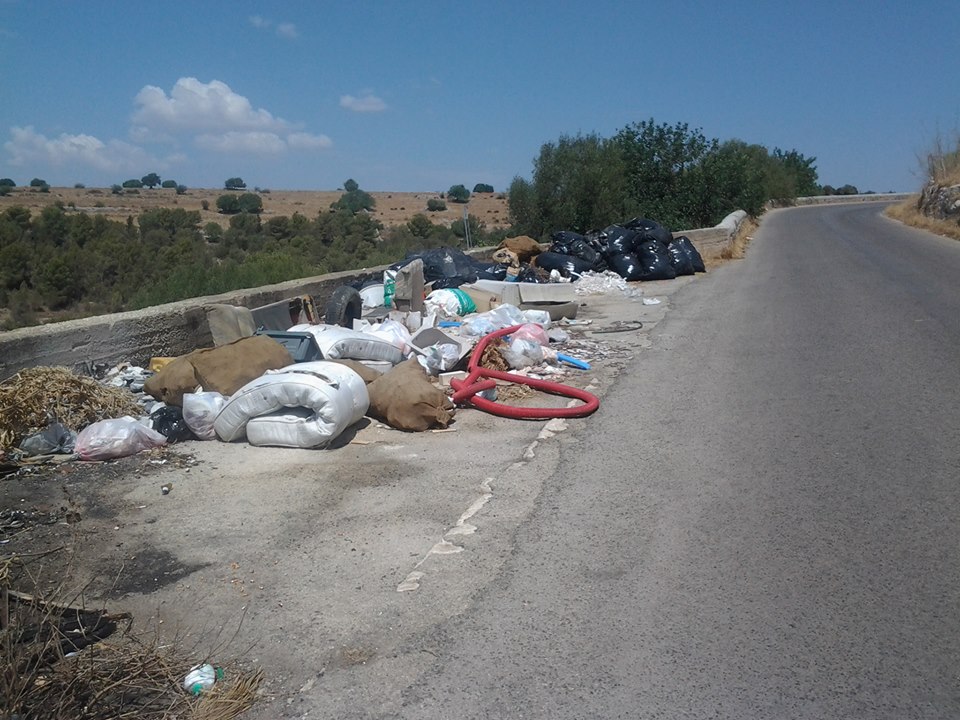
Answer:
[{"left": 507, "top": 118, "right": 820, "bottom": 237}]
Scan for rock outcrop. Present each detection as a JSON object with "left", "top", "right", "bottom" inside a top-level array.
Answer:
[{"left": 917, "top": 180, "right": 960, "bottom": 222}]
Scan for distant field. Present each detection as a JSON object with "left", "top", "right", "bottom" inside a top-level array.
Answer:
[{"left": 0, "top": 186, "right": 513, "bottom": 230}]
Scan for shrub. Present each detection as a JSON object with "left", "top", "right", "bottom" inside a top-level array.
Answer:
[
  {"left": 217, "top": 194, "right": 241, "bottom": 214},
  {"left": 201, "top": 199, "right": 210, "bottom": 211},
  {"left": 426, "top": 198, "right": 446, "bottom": 211},
  {"left": 237, "top": 192, "right": 263, "bottom": 214},
  {"left": 161, "top": 179, "right": 178, "bottom": 189},
  {"left": 74, "top": 183, "right": 85, "bottom": 189},
  {"left": 0, "top": 178, "right": 15, "bottom": 187},
  {"left": 225, "top": 177, "right": 246, "bottom": 190},
  {"left": 111, "top": 184, "right": 122, "bottom": 195},
  {"left": 0, "top": 186, "right": 10, "bottom": 197},
  {"left": 473, "top": 183, "right": 494, "bottom": 193},
  {"left": 447, "top": 184, "right": 470, "bottom": 203},
  {"left": 29, "top": 178, "right": 47, "bottom": 187},
  {"left": 122, "top": 179, "right": 143, "bottom": 189},
  {"left": 176, "top": 184, "right": 187, "bottom": 195}
]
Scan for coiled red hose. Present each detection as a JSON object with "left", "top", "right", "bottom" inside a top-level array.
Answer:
[{"left": 450, "top": 324, "right": 600, "bottom": 419}]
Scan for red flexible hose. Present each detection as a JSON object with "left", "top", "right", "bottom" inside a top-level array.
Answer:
[{"left": 450, "top": 324, "right": 600, "bottom": 419}]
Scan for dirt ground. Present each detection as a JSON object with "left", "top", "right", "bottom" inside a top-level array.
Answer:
[{"left": 0, "top": 186, "right": 512, "bottom": 230}]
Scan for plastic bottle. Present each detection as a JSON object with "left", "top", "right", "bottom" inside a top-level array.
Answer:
[{"left": 183, "top": 663, "right": 224, "bottom": 696}]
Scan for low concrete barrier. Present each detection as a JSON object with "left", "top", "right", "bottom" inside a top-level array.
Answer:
[{"left": 0, "top": 213, "right": 750, "bottom": 379}]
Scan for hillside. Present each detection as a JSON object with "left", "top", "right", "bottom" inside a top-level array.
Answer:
[{"left": 0, "top": 186, "right": 512, "bottom": 230}]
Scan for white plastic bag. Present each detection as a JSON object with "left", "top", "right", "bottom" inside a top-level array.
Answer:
[
  {"left": 460, "top": 304, "right": 526, "bottom": 337},
  {"left": 182, "top": 392, "right": 228, "bottom": 440},
  {"left": 511, "top": 323, "right": 549, "bottom": 346},
  {"left": 501, "top": 337, "right": 544, "bottom": 369},
  {"left": 75, "top": 417, "right": 167, "bottom": 460}
]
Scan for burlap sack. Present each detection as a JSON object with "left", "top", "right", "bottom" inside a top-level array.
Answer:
[
  {"left": 190, "top": 336, "right": 292, "bottom": 397},
  {"left": 367, "top": 359, "right": 455, "bottom": 432},
  {"left": 143, "top": 355, "right": 201, "bottom": 407},
  {"left": 498, "top": 235, "right": 543, "bottom": 263},
  {"left": 144, "top": 336, "right": 292, "bottom": 406}
]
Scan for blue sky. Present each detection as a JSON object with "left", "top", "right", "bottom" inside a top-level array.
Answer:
[{"left": 1, "top": 1, "right": 957, "bottom": 193}]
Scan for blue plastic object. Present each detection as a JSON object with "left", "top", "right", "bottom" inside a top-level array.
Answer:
[{"left": 557, "top": 353, "right": 590, "bottom": 370}]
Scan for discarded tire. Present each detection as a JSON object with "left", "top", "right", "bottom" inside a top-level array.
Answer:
[{"left": 325, "top": 286, "right": 363, "bottom": 328}]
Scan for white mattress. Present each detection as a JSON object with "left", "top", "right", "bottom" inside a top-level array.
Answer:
[{"left": 214, "top": 361, "right": 369, "bottom": 448}]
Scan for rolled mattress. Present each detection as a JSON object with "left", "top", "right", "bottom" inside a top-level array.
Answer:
[{"left": 214, "top": 361, "right": 369, "bottom": 448}]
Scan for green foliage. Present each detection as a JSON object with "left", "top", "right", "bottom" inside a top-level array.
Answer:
[
  {"left": 473, "top": 183, "right": 494, "bottom": 193},
  {"left": 225, "top": 177, "right": 246, "bottom": 190},
  {"left": 0, "top": 185, "right": 10, "bottom": 197},
  {"left": 451, "top": 214, "right": 483, "bottom": 239},
  {"left": 122, "top": 178, "right": 143, "bottom": 189},
  {"left": 111, "top": 184, "right": 122, "bottom": 195},
  {"left": 331, "top": 180, "right": 376, "bottom": 214},
  {"left": 161, "top": 179, "right": 178, "bottom": 189},
  {"left": 237, "top": 192, "right": 263, "bottom": 214},
  {"left": 74, "top": 183, "right": 85, "bottom": 189},
  {"left": 0, "top": 178, "right": 15, "bottom": 187},
  {"left": 426, "top": 198, "right": 446, "bottom": 211},
  {"left": 447, "top": 184, "right": 470, "bottom": 203},
  {"left": 406, "top": 214, "right": 434, "bottom": 238},
  {"left": 216, "top": 194, "right": 242, "bottom": 214},
  {"left": 509, "top": 118, "right": 819, "bottom": 237},
  {"left": 141, "top": 172, "right": 161, "bottom": 188},
  {"left": 176, "top": 184, "right": 187, "bottom": 195},
  {"left": 29, "top": 178, "right": 47, "bottom": 187},
  {"left": 201, "top": 199, "right": 210, "bottom": 211}
]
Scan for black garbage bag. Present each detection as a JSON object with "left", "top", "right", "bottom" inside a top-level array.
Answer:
[
  {"left": 607, "top": 253, "right": 646, "bottom": 281},
  {"left": 397, "top": 247, "right": 480, "bottom": 284},
  {"left": 666, "top": 239, "right": 696, "bottom": 276},
  {"left": 635, "top": 239, "right": 677, "bottom": 280},
  {"left": 550, "top": 230, "right": 589, "bottom": 248},
  {"left": 516, "top": 265, "right": 547, "bottom": 283},
  {"left": 19, "top": 422, "right": 77, "bottom": 456},
  {"left": 474, "top": 262, "right": 510, "bottom": 281},
  {"left": 548, "top": 235, "right": 605, "bottom": 271},
  {"left": 150, "top": 406, "right": 196, "bottom": 443},
  {"left": 430, "top": 276, "right": 469, "bottom": 289},
  {"left": 675, "top": 235, "right": 706, "bottom": 272},
  {"left": 625, "top": 217, "right": 673, "bottom": 247},
  {"left": 599, "top": 225, "right": 639, "bottom": 257},
  {"left": 533, "top": 251, "right": 594, "bottom": 278}
]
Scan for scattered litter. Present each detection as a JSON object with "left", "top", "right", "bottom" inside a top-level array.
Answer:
[
  {"left": 182, "top": 663, "right": 224, "bottom": 696},
  {"left": 642, "top": 297, "right": 662, "bottom": 305},
  {"left": 575, "top": 270, "right": 642, "bottom": 298},
  {"left": 161, "top": 484, "right": 172, "bottom": 495}
]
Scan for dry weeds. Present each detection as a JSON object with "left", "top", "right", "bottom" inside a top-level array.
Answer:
[
  {"left": 885, "top": 199, "right": 960, "bottom": 242},
  {"left": 0, "top": 367, "right": 144, "bottom": 452},
  {"left": 1, "top": 551, "right": 262, "bottom": 719}
]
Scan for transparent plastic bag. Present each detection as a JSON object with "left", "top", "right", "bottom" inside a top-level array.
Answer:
[
  {"left": 511, "top": 323, "right": 549, "bottom": 346},
  {"left": 75, "top": 417, "right": 167, "bottom": 460},
  {"left": 182, "top": 391, "right": 228, "bottom": 440},
  {"left": 501, "top": 337, "right": 545, "bottom": 369}
]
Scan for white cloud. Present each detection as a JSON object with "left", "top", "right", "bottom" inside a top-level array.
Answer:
[
  {"left": 288, "top": 132, "right": 332, "bottom": 150},
  {"left": 340, "top": 93, "right": 387, "bottom": 113},
  {"left": 276, "top": 22, "right": 298, "bottom": 38},
  {"left": 195, "top": 131, "right": 288, "bottom": 155},
  {"left": 132, "top": 78, "right": 288, "bottom": 137},
  {"left": 4, "top": 125, "right": 158, "bottom": 173},
  {"left": 249, "top": 15, "right": 270, "bottom": 29}
]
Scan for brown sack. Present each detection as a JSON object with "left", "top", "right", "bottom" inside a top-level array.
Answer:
[
  {"left": 367, "top": 359, "right": 455, "bottom": 432},
  {"left": 143, "top": 356, "right": 201, "bottom": 407},
  {"left": 190, "top": 336, "right": 292, "bottom": 397},
  {"left": 144, "top": 336, "right": 292, "bottom": 406},
  {"left": 498, "top": 235, "right": 543, "bottom": 263}
]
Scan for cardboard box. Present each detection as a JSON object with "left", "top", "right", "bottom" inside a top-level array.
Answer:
[{"left": 464, "top": 280, "right": 576, "bottom": 306}]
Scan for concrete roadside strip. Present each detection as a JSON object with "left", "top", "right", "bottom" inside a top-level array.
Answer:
[{"left": 2, "top": 272, "right": 700, "bottom": 717}]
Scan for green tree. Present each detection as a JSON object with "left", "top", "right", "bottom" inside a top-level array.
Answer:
[
  {"left": 176, "top": 184, "right": 188, "bottom": 195},
  {"left": 141, "top": 172, "right": 161, "bottom": 188},
  {"left": 122, "top": 178, "right": 143, "bottom": 189},
  {"left": 217, "top": 194, "right": 241, "bottom": 214},
  {"left": 225, "top": 177, "right": 246, "bottom": 190},
  {"left": 407, "top": 213, "right": 434, "bottom": 238},
  {"left": 447, "top": 184, "right": 470, "bottom": 203},
  {"left": 237, "top": 192, "right": 264, "bottom": 213},
  {"left": 161, "top": 179, "right": 178, "bottom": 189},
  {"left": 332, "top": 180, "right": 376, "bottom": 214},
  {"left": 473, "top": 183, "right": 494, "bottom": 193},
  {"left": 0, "top": 178, "right": 15, "bottom": 187},
  {"left": 29, "top": 178, "right": 47, "bottom": 187},
  {"left": 343, "top": 178, "right": 359, "bottom": 192},
  {"left": 426, "top": 198, "right": 446, "bottom": 211}
]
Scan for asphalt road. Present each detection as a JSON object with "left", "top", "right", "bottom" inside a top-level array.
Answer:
[{"left": 391, "top": 204, "right": 960, "bottom": 719}]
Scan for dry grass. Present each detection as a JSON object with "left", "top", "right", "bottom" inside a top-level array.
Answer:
[
  {"left": 1, "top": 552, "right": 262, "bottom": 719},
  {"left": 885, "top": 198, "right": 960, "bottom": 241},
  {"left": 0, "top": 366, "right": 144, "bottom": 452},
  {"left": 0, "top": 186, "right": 512, "bottom": 231},
  {"left": 699, "top": 217, "right": 760, "bottom": 268}
]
